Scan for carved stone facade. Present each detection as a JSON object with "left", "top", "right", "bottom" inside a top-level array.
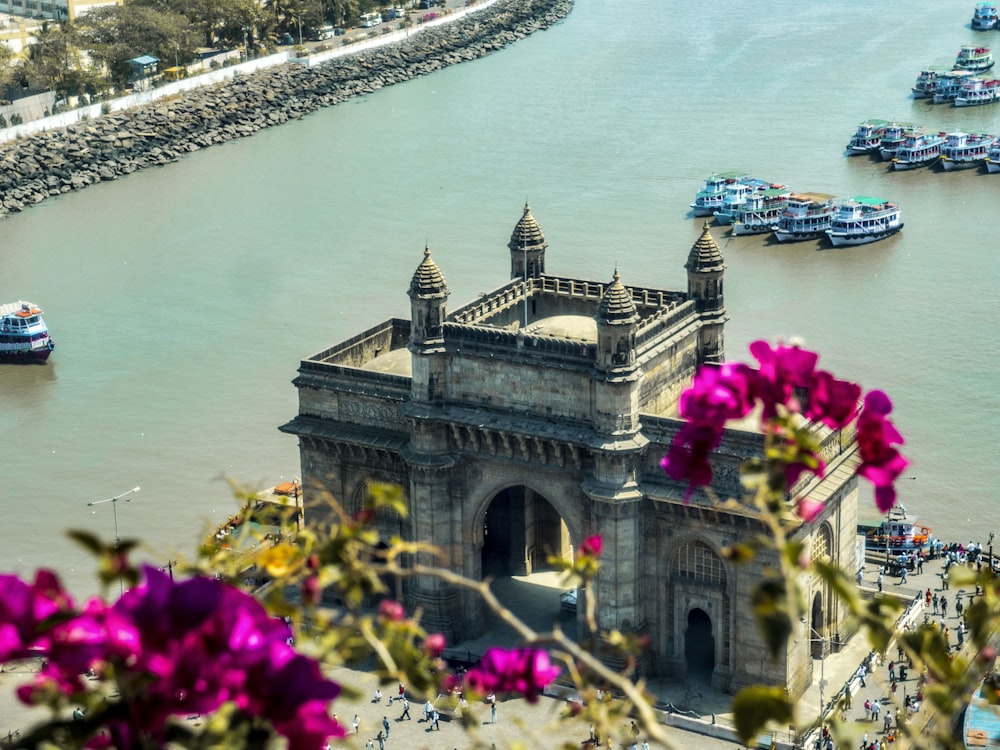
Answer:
[{"left": 280, "top": 205, "right": 861, "bottom": 697}]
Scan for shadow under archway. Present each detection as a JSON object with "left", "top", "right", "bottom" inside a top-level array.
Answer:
[{"left": 685, "top": 608, "right": 715, "bottom": 678}]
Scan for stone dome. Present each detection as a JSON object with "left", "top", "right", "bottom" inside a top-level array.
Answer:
[
  {"left": 508, "top": 202, "right": 547, "bottom": 254},
  {"left": 685, "top": 221, "right": 725, "bottom": 272},
  {"left": 596, "top": 270, "right": 638, "bottom": 325},
  {"left": 409, "top": 245, "right": 448, "bottom": 297}
]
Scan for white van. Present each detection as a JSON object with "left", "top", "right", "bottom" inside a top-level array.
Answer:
[{"left": 359, "top": 11, "right": 382, "bottom": 27}]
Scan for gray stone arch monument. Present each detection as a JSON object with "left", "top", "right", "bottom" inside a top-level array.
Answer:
[{"left": 281, "top": 206, "right": 862, "bottom": 697}]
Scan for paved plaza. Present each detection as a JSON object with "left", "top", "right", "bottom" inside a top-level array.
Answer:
[{"left": 0, "top": 547, "right": 984, "bottom": 749}]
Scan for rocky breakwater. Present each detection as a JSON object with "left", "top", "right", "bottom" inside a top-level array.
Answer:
[{"left": 0, "top": 0, "right": 572, "bottom": 219}]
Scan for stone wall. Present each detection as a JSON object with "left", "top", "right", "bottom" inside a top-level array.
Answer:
[{"left": 0, "top": 0, "right": 573, "bottom": 219}]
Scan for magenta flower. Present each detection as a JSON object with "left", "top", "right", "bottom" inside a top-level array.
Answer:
[
  {"left": 748, "top": 340, "right": 819, "bottom": 417},
  {"left": 423, "top": 633, "right": 447, "bottom": 657},
  {"left": 660, "top": 422, "right": 723, "bottom": 496},
  {"left": 578, "top": 535, "right": 603, "bottom": 558},
  {"left": 857, "top": 390, "right": 909, "bottom": 512},
  {"left": 0, "top": 569, "right": 74, "bottom": 663},
  {"left": 805, "top": 370, "right": 862, "bottom": 429},
  {"left": 378, "top": 599, "right": 405, "bottom": 622},
  {"left": 464, "top": 647, "right": 561, "bottom": 703},
  {"left": 678, "top": 362, "right": 757, "bottom": 425}
]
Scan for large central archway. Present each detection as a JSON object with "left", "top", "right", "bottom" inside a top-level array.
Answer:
[{"left": 481, "top": 485, "right": 568, "bottom": 577}]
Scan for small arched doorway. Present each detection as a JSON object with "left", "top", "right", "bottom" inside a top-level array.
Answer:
[
  {"left": 810, "top": 591, "right": 827, "bottom": 659},
  {"left": 684, "top": 608, "right": 715, "bottom": 676}
]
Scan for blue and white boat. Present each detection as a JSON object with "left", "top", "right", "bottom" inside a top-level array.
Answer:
[
  {"left": 985, "top": 140, "right": 1000, "bottom": 173},
  {"left": 0, "top": 301, "right": 55, "bottom": 363},
  {"left": 912, "top": 66, "right": 953, "bottom": 99},
  {"left": 825, "top": 197, "right": 903, "bottom": 247},
  {"left": 713, "top": 178, "right": 783, "bottom": 225},
  {"left": 934, "top": 70, "right": 978, "bottom": 103},
  {"left": 879, "top": 122, "right": 920, "bottom": 161},
  {"left": 892, "top": 130, "right": 947, "bottom": 170},
  {"left": 730, "top": 187, "right": 791, "bottom": 236},
  {"left": 955, "top": 45, "right": 995, "bottom": 73},
  {"left": 846, "top": 119, "right": 889, "bottom": 155},
  {"left": 771, "top": 193, "right": 835, "bottom": 243},
  {"left": 689, "top": 172, "right": 749, "bottom": 217},
  {"left": 972, "top": 2, "right": 999, "bottom": 30},
  {"left": 940, "top": 131, "right": 997, "bottom": 170},
  {"left": 954, "top": 76, "right": 1000, "bottom": 106}
]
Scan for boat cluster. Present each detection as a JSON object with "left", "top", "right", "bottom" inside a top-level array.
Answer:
[
  {"left": 846, "top": 119, "right": 1000, "bottom": 171},
  {"left": 689, "top": 173, "right": 903, "bottom": 247},
  {"left": 912, "top": 65, "right": 1000, "bottom": 106}
]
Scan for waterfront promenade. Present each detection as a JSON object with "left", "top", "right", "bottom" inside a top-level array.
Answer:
[{"left": 0, "top": 550, "right": 981, "bottom": 749}]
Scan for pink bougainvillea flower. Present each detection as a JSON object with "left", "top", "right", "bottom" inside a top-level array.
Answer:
[
  {"left": 578, "top": 535, "right": 603, "bottom": 558},
  {"left": 0, "top": 569, "right": 74, "bottom": 663},
  {"left": 464, "top": 647, "right": 561, "bottom": 703},
  {"left": 678, "top": 362, "right": 757, "bottom": 425},
  {"left": 423, "top": 633, "right": 446, "bottom": 657},
  {"left": 660, "top": 422, "right": 723, "bottom": 497},
  {"left": 806, "top": 370, "right": 862, "bottom": 429},
  {"left": 748, "top": 340, "right": 819, "bottom": 416},
  {"left": 856, "top": 390, "right": 909, "bottom": 512},
  {"left": 378, "top": 599, "right": 405, "bottom": 622},
  {"left": 796, "top": 498, "right": 825, "bottom": 523}
]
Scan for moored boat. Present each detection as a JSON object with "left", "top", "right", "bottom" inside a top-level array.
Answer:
[
  {"left": 963, "top": 671, "right": 1000, "bottom": 749},
  {"left": 689, "top": 171, "right": 749, "bottom": 217},
  {"left": 985, "top": 140, "right": 1000, "bottom": 172},
  {"left": 955, "top": 45, "right": 995, "bottom": 73},
  {"left": 825, "top": 196, "right": 903, "bottom": 247},
  {"left": 912, "top": 66, "right": 953, "bottom": 98},
  {"left": 973, "top": 1, "right": 999, "bottom": 29},
  {"left": 0, "top": 301, "right": 55, "bottom": 363},
  {"left": 934, "top": 69, "right": 978, "bottom": 103},
  {"left": 954, "top": 76, "right": 1000, "bottom": 106},
  {"left": 846, "top": 118, "right": 889, "bottom": 155},
  {"left": 940, "top": 131, "right": 997, "bottom": 170},
  {"left": 713, "top": 177, "right": 780, "bottom": 225},
  {"left": 861, "top": 507, "right": 932, "bottom": 552},
  {"left": 892, "top": 130, "right": 947, "bottom": 170},
  {"left": 730, "top": 187, "right": 791, "bottom": 236},
  {"left": 771, "top": 193, "right": 835, "bottom": 242},
  {"left": 879, "top": 121, "right": 920, "bottom": 160}
]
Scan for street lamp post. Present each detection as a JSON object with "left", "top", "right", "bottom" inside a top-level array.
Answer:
[
  {"left": 296, "top": 15, "right": 303, "bottom": 46},
  {"left": 87, "top": 486, "right": 141, "bottom": 595}
]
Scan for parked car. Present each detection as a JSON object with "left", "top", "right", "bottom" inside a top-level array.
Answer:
[{"left": 560, "top": 588, "right": 577, "bottom": 613}]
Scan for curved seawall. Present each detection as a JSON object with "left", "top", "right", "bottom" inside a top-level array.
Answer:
[{"left": 0, "top": 0, "right": 572, "bottom": 219}]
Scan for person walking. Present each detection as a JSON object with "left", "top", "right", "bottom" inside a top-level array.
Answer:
[
  {"left": 859, "top": 664, "right": 867, "bottom": 687},
  {"left": 400, "top": 697, "right": 411, "bottom": 720},
  {"left": 883, "top": 709, "right": 891, "bottom": 733},
  {"left": 900, "top": 565, "right": 907, "bottom": 584},
  {"left": 376, "top": 731, "right": 385, "bottom": 750},
  {"left": 352, "top": 715, "right": 360, "bottom": 735},
  {"left": 941, "top": 596, "right": 949, "bottom": 617},
  {"left": 871, "top": 700, "right": 881, "bottom": 724},
  {"left": 877, "top": 571, "right": 884, "bottom": 592},
  {"left": 382, "top": 716, "right": 390, "bottom": 739},
  {"left": 864, "top": 699, "right": 872, "bottom": 721},
  {"left": 932, "top": 593, "right": 939, "bottom": 614},
  {"left": 490, "top": 695, "right": 497, "bottom": 725},
  {"left": 431, "top": 710, "right": 440, "bottom": 731}
]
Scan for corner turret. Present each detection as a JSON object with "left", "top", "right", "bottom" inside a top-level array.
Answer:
[
  {"left": 508, "top": 203, "right": 547, "bottom": 281},
  {"left": 408, "top": 245, "right": 449, "bottom": 350},
  {"left": 685, "top": 222, "right": 727, "bottom": 364}
]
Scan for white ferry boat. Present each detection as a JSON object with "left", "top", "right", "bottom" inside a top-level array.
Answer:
[
  {"left": 846, "top": 119, "right": 889, "bottom": 155},
  {"left": 771, "top": 193, "right": 835, "bottom": 243},
  {"left": 985, "top": 140, "right": 1000, "bottom": 172},
  {"left": 973, "top": 1, "right": 999, "bottom": 29},
  {"left": 892, "top": 130, "right": 947, "bottom": 170},
  {"left": 912, "top": 66, "right": 952, "bottom": 99},
  {"left": 730, "top": 188, "right": 791, "bottom": 236},
  {"left": 878, "top": 122, "right": 920, "bottom": 161},
  {"left": 940, "top": 131, "right": 997, "bottom": 170},
  {"left": 0, "top": 301, "right": 55, "bottom": 363},
  {"left": 713, "top": 178, "right": 781, "bottom": 225},
  {"left": 955, "top": 45, "right": 995, "bottom": 72},
  {"left": 825, "top": 197, "right": 903, "bottom": 247},
  {"left": 933, "top": 69, "right": 978, "bottom": 103},
  {"left": 862, "top": 507, "right": 932, "bottom": 552},
  {"left": 954, "top": 76, "right": 1000, "bottom": 106},
  {"left": 689, "top": 172, "right": 749, "bottom": 217}
]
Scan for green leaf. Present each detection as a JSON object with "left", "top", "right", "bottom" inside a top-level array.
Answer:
[
  {"left": 732, "top": 685, "right": 793, "bottom": 745},
  {"left": 751, "top": 577, "right": 793, "bottom": 658}
]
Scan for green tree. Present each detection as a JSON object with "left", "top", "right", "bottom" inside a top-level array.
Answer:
[
  {"left": 75, "top": 4, "right": 195, "bottom": 88},
  {"left": 18, "top": 23, "right": 105, "bottom": 101}
]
